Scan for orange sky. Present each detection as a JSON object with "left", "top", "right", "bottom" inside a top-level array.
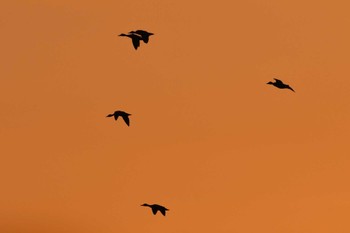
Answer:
[{"left": 1, "top": 0, "right": 350, "bottom": 232}]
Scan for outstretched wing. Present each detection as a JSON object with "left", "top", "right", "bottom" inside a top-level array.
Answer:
[
  {"left": 159, "top": 209, "right": 166, "bottom": 216},
  {"left": 131, "top": 37, "right": 140, "bottom": 50},
  {"left": 152, "top": 208, "right": 158, "bottom": 215},
  {"left": 141, "top": 35, "right": 149, "bottom": 43},
  {"left": 114, "top": 115, "right": 119, "bottom": 121},
  {"left": 122, "top": 115, "right": 130, "bottom": 126}
]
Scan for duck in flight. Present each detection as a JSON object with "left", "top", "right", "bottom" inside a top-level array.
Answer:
[
  {"left": 141, "top": 203, "right": 169, "bottom": 216},
  {"left": 119, "top": 33, "right": 142, "bottom": 50},
  {"left": 129, "top": 30, "right": 154, "bottom": 43},
  {"left": 106, "top": 110, "right": 131, "bottom": 126},
  {"left": 267, "top": 78, "right": 295, "bottom": 92}
]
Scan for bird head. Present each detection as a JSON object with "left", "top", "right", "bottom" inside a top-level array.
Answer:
[
  {"left": 267, "top": 81, "right": 274, "bottom": 85},
  {"left": 141, "top": 203, "right": 149, "bottom": 207}
]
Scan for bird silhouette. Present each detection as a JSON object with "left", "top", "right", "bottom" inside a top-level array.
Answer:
[
  {"left": 141, "top": 203, "right": 169, "bottom": 216},
  {"left": 129, "top": 30, "right": 154, "bottom": 43},
  {"left": 267, "top": 78, "right": 295, "bottom": 92},
  {"left": 106, "top": 110, "right": 131, "bottom": 126},
  {"left": 119, "top": 33, "right": 142, "bottom": 50}
]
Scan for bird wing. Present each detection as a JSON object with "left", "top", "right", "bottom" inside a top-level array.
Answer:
[
  {"left": 114, "top": 115, "right": 119, "bottom": 121},
  {"left": 274, "top": 78, "right": 283, "bottom": 84},
  {"left": 131, "top": 37, "right": 140, "bottom": 50},
  {"left": 159, "top": 208, "right": 166, "bottom": 216},
  {"left": 122, "top": 115, "right": 130, "bottom": 126},
  {"left": 152, "top": 208, "right": 158, "bottom": 215},
  {"left": 142, "top": 36, "right": 149, "bottom": 43}
]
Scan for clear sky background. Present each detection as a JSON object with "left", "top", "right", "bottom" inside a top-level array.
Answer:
[{"left": 1, "top": 0, "right": 350, "bottom": 232}]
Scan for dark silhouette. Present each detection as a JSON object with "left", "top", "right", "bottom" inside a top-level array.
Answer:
[
  {"left": 129, "top": 30, "right": 154, "bottom": 43},
  {"left": 119, "top": 33, "right": 142, "bottom": 50},
  {"left": 106, "top": 110, "right": 131, "bottom": 126},
  {"left": 141, "top": 203, "right": 169, "bottom": 216},
  {"left": 267, "top": 78, "right": 295, "bottom": 92}
]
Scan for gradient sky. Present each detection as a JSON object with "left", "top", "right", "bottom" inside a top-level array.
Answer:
[{"left": 1, "top": 0, "right": 350, "bottom": 232}]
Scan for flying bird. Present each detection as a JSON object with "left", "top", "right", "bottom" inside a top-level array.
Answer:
[
  {"left": 106, "top": 110, "right": 131, "bottom": 126},
  {"left": 267, "top": 78, "right": 295, "bottom": 92},
  {"left": 119, "top": 33, "right": 142, "bottom": 50},
  {"left": 129, "top": 30, "right": 154, "bottom": 43},
  {"left": 141, "top": 203, "right": 169, "bottom": 216}
]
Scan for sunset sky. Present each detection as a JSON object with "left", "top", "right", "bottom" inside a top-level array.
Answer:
[{"left": 1, "top": 0, "right": 350, "bottom": 232}]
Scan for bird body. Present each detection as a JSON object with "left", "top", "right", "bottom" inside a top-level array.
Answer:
[
  {"left": 119, "top": 30, "right": 154, "bottom": 49},
  {"left": 129, "top": 30, "right": 154, "bottom": 43},
  {"left": 267, "top": 78, "right": 295, "bottom": 92},
  {"left": 141, "top": 203, "right": 169, "bottom": 216},
  {"left": 106, "top": 110, "right": 131, "bottom": 126}
]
